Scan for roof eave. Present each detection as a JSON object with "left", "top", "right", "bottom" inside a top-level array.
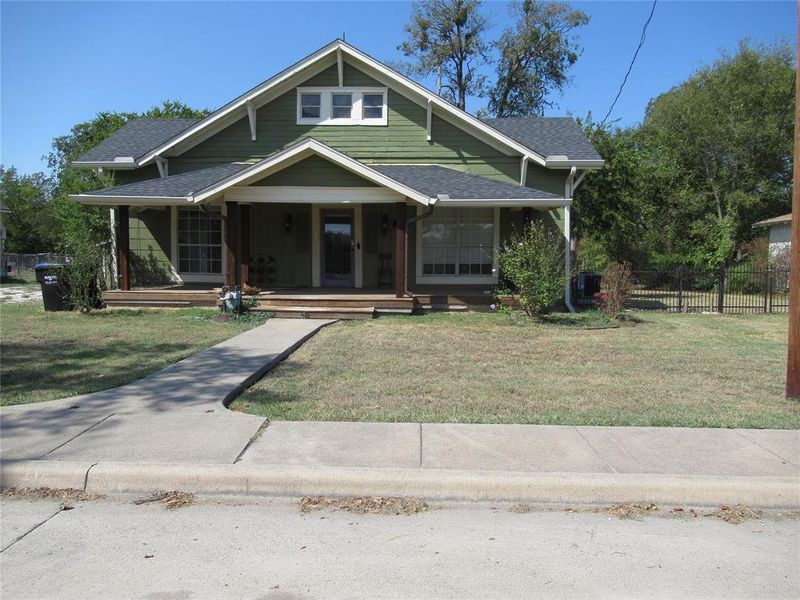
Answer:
[
  {"left": 71, "top": 194, "right": 191, "bottom": 206},
  {"left": 544, "top": 159, "right": 605, "bottom": 169},
  {"left": 71, "top": 159, "right": 140, "bottom": 170},
  {"left": 437, "top": 198, "right": 569, "bottom": 207}
]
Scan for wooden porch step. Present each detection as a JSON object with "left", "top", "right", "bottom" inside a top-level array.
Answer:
[
  {"left": 104, "top": 300, "right": 193, "bottom": 308},
  {"left": 257, "top": 296, "right": 413, "bottom": 309},
  {"left": 252, "top": 306, "right": 376, "bottom": 320}
]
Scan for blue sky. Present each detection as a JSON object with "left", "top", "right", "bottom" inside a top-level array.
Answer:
[{"left": 1, "top": 0, "right": 795, "bottom": 175}]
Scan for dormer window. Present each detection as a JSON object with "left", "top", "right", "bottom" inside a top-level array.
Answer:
[
  {"left": 296, "top": 87, "right": 387, "bottom": 126},
  {"left": 300, "top": 93, "right": 321, "bottom": 119},
  {"left": 332, "top": 93, "right": 353, "bottom": 119}
]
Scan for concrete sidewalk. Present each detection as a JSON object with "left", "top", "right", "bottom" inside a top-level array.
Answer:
[
  {"left": 0, "top": 318, "right": 332, "bottom": 463},
  {"left": 2, "top": 421, "right": 798, "bottom": 507}
]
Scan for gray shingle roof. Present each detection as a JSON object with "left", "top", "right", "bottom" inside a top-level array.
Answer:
[
  {"left": 75, "top": 118, "right": 201, "bottom": 163},
  {"left": 84, "top": 163, "right": 249, "bottom": 197},
  {"left": 481, "top": 116, "right": 602, "bottom": 161},
  {"left": 372, "top": 165, "right": 561, "bottom": 200}
]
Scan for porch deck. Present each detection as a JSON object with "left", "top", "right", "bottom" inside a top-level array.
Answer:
[{"left": 102, "top": 286, "right": 495, "bottom": 318}]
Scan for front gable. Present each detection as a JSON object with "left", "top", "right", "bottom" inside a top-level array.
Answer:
[
  {"left": 252, "top": 155, "right": 378, "bottom": 188},
  {"left": 172, "top": 61, "right": 516, "bottom": 183}
]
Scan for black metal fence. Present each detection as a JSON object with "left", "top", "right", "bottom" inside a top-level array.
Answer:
[{"left": 576, "top": 264, "right": 791, "bottom": 314}]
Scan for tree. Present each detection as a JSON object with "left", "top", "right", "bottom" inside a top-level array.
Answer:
[
  {"left": 487, "top": 0, "right": 589, "bottom": 117},
  {"left": 399, "top": 0, "right": 488, "bottom": 110},
  {"left": 640, "top": 41, "right": 795, "bottom": 267},
  {"left": 48, "top": 100, "right": 211, "bottom": 252},
  {"left": 0, "top": 166, "right": 57, "bottom": 253}
]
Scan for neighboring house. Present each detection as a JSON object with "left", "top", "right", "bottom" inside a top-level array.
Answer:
[
  {"left": 0, "top": 202, "right": 9, "bottom": 276},
  {"left": 71, "top": 39, "right": 603, "bottom": 311},
  {"left": 754, "top": 213, "right": 792, "bottom": 260}
]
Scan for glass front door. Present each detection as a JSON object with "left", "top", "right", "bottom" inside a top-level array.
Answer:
[{"left": 321, "top": 209, "right": 355, "bottom": 287}]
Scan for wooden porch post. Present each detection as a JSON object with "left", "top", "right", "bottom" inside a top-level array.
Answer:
[
  {"left": 394, "top": 202, "right": 406, "bottom": 298},
  {"left": 239, "top": 204, "right": 250, "bottom": 285},
  {"left": 118, "top": 205, "right": 130, "bottom": 291},
  {"left": 225, "top": 201, "right": 238, "bottom": 287}
]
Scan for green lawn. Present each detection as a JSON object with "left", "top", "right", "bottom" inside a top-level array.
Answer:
[
  {"left": 0, "top": 303, "right": 267, "bottom": 406},
  {"left": 232, "top": 311, "right": 800, "bottom": 429}
]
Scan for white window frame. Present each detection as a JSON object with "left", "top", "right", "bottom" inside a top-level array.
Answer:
[
  {"left": 173, "top": 205, "right": 224, "bottom": 281},
  {"left": 415, "top": 206, "right": 500, "bottom": 285},
  {"left": 296, "top": 87, "right": 388, "bottom": 126}
]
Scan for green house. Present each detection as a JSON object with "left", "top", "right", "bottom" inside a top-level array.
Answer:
[{"left": 72, "top": 40, "right": 602, "bottom": 312}]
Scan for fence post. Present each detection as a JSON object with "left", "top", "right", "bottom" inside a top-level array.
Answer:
[
  {"left": 767, "top": 269, "right": 773, "bottom": 314},
  {"left": 717, "top": 266, "right": 725, "bottom": 313},
  {"left": 677, "top": 266, "right": 684, "bottom": 313}
]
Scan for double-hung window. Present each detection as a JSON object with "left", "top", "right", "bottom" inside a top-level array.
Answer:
[
  {"left": 331, "top": 93, "right": 353, "bottom": 119},
  {"left": 296, "top": 88, "right": 387, "bottom": 125},
  {"left": 419, "top": 207, "right": 497, "bottom": 281},
  {"left": 177, "top": 206, "right": 222, "bottom": 275},
  {"left": 300, "top": 93, "right": 321, "bottom": 119}
]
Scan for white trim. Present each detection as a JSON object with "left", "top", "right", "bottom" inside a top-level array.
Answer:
[
  {"left": 563, "top": 167, "right": 576, "bottom": 312},
  {"left": 296, "top": 87, "right": 388, "bottom": 126},
  {"left": 155, "top": 156, "right": 168, "bottom": 178},
  {"left": 436, "top": 198, "right": 569, "bottom": 207},
  {"left": 311, "top": 204, "right": 363, "bottom": 288},
  {"left": 545, "top": 159, "right": 604, "bottom": 169},
  {"left": 415, "top": 205, "right": 500, "bottom": 285},
  {"left": 72, "top": 160, "right": 138, "bottom": 170},
  {"left": 246, "top": 100, "right": 257, "bottom": 141},
  {"left": 191, "top": 138, "right": 432, "bottom": 206},
  {"left": 72, "top": 195, "right": 192, "bottom": 206},
  {"left": 225, "top": 186, "right": 403, "bottom": 204},
  {"left": 172, "top": 204, "right": 224, "bottom": 281},
  {"left": 519, "top": 156, "right": 528, "bottom": 186},
  {"left": 426, "top": 99, "right": 432, "bottom": 142}
]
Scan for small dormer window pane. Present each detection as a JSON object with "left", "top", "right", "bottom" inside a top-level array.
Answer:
[
  {"left": 363, "top": 93, "right": 384, "bottom": 119},
  {"left": 332, "top": 93, "right": 352, "bottom": 119},
  {"left": 301, "top": 93, "right": 321, "bottom": 118}
]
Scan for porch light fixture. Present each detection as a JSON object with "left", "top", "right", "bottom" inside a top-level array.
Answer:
[
  {"left": 284, "top": 213, "right": 293, "bottom": 234},
  {"left": 381, "top": 214, "right": 389, "bottom": 235}
]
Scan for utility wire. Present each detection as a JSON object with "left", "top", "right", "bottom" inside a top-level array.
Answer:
[{"left": 599, "top": 0, "right": 658, "bottom": 128}]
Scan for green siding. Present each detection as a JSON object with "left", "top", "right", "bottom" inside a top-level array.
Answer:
[
  {"left": 247, "top": 204, "right": 312, "bottom": 287},
  {"left": 254, "top": 155, "right": 378, "bottom": 187},
  {"left": 128, "top": 208, "right": 172, "bottom": 285},
  {"left": 169, "top": 62, "right": 566, "bottom": 193}
]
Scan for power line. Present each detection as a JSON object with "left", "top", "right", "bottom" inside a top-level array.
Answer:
[{"left": 599, "top": 0, "right": 658, "bottom": 128}]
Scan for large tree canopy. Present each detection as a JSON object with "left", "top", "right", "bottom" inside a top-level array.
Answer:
[
  {"left": 576, "top": 41, "right": 795, "bottom": 269},
  {"left": 398, "top": 0, "right": 489, "bottom": 110},
  {"left": 488, "top": 0, "right": 589, "bottom": 117}
]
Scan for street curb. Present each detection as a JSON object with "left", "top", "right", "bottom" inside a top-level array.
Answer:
[{"left": 2, "top": 460, "right": 799, "bottom": 508}]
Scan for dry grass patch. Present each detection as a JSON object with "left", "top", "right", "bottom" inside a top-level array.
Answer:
[
  {"left": 598, "top": 503, "right": 659, "bottom": 520},
  {"left": 0, "top": 487, "right": 104, "bottom": 502},
  {"left": 232, "top": 311, "right": 798, "bottom": 428},
  {"left": 299, "top": 496, "right": 429, "bottom": 515},
  {"left": 133, "top": 490, "right": 196, "bottom": 509}
]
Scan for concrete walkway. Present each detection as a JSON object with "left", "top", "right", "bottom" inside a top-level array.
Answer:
[{"left": 0, "top": 318, "right": 332, "bottom": 463}]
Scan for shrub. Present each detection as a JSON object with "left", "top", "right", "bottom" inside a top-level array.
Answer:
[
  {"left": 63, "top": 244, "right": 106, "bottom": 313},
  {"left": 599, "top": 262, "right": 633, "bottom": 318},
  {"left": 498, "top": 221, "right": 565, "bottom": 320}
]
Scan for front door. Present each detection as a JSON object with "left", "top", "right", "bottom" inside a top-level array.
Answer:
[{"left": 321, "top": 209, "right": 355, "bottom": 287}]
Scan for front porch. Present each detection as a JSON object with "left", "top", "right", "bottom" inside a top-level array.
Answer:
[{"left": 102, "top": 285, "right": 497, "bottom": 319}]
